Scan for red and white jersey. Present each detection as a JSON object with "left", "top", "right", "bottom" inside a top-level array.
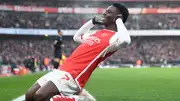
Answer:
[
  {"left": 59, "top": 19, "right": 131, "bottom": 89},
  {"left": 60, "top": 31, "right": 128, "bottom": 88}
]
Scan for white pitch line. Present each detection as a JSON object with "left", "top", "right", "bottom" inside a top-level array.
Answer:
[{"left": 12, "top": 95, "right": 25, "bottom": 101}]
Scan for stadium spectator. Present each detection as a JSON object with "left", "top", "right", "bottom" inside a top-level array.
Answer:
[
  {"left": 0, "top": 12, "right": 179, "bottom": 29},
  {"left": 1, "top": 0, "right": 179, "bottom": 8},
  {"left": 0, "top": 56, "right": 2, "bottom": 66},
  {"left": 1, "top": 36, "right": 180, "bottom": 69}
]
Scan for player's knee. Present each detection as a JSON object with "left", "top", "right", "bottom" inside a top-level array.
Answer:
[
  {"left": 25, "top": 90, "right": 34, "bottom": 101},
  {"left": 25, "top": 83, "right": 41, "bottom": 101},
  {"left": 34, "top": 91, "right": 46, "bottom": 101}
]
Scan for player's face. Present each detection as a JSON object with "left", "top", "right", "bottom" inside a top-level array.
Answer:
[
  {"left": 102, "top": 5, "right": 120, "bottom": 25},
  {"left": 58, "top": 32, "right": 62, "bottom": 36}
]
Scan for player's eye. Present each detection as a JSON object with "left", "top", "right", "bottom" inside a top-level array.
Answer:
[{"left": 107, "top": 10, "right": 112, "bottom": 14}]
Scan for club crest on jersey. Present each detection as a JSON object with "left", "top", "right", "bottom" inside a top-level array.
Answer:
[
  {"left": 84, "top": 36, "right": 101, "bottom": 46},
  {"left": 101, "top": 33, "right": 108, "bottom": 37}
]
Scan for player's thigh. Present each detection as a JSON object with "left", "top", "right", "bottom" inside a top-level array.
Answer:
[
  {"left": 35, "top": 69, "right": 80, "bottom": 99},
  {"left": 36, "top": 71, "right": 55, "bottom": 87},
  {"left": 25, "top": 82, "right": 41, "bottom": 100},
  {"left": 33, "top": 70, "right": 71, "bottom": 100},
  {"left": 27, "top": 82, "right": 41, "bottom": 93},
  {"left": 35, "top": 81, "right": 59, "bottom": 100},
  {"left": 26, "top": 71, "right": 54, "bottom": 98},
  {"left": 39, "top": 69, "right": 80, "bottom": 96},
  {"left": 50, "top": 70, "right": 80, "bottom": 96}
]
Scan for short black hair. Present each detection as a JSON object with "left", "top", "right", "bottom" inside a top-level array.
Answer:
[{"left": 112, "top": 3, "right": 129, "bottom": 23}]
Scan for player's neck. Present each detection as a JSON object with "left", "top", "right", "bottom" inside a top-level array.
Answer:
[{"left": 105, "top": 24, "right": 117, "bottom": 32}]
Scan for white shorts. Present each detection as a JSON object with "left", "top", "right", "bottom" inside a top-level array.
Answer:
[{"left": 37, "top": 69, "right": 80, "bottom": 96}]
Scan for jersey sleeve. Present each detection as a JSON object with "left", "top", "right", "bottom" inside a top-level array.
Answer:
[
  {"left": 109, "top": 18, "right": 131, "bottom": 46},
  {"left": 73, "top": 20, "right": 94, "bottom": 43}
]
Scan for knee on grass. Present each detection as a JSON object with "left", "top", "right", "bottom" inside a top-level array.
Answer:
[
  {"left": 25, "top": 90, "right": 35, "bottom": 101},
  {"left": 34, "top": 91, "right": 47, "bottom": 101}
]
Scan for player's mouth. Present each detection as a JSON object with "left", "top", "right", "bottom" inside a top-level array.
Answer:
[{"left": 101, "top": 16, "right": 107, "bottom": 22}]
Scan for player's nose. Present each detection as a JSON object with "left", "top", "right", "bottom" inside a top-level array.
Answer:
[
  {"left": 103, "top": 11, "right": 107, "bottom": 17},
  {"left": 103, "top": 13, "right": 107, "bottom": 18}
]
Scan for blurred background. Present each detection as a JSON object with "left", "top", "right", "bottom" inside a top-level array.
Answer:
[{"left": 0, "top": 0, "right": 180, "bottom": 76}]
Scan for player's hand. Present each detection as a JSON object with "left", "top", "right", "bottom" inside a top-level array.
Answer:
[
  {"left": 92, "top": 16, "right": 103, "bottom": 25},
  {"left": 113, "top": 14, "right": 123, "bottom": 22}
]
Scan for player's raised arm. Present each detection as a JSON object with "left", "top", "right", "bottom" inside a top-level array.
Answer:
[
  {"left": 73, "top": 20, "right": 94, "bottom": 43},
  {"left": 109, "top": 18, "right": 131, "bottom": 46},
  {"left": 73, "top": 17, "right": 103, "bottom": 43},
  {"left": 116, "top": 18, "right": 131, "bottom": 45}
]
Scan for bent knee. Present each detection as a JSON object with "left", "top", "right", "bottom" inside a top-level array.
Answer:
[
  {"left": 25, "top": 90, "right": 35, "bottom": 101},
  {"left": 34, "top": 91, "right": 46, "bottom": 101},
  {"left": 25, "top": 83, "right": 41, "bottom": 101},
  {"left": 25, "top": 90, "right": 31, "bottom": 98}
]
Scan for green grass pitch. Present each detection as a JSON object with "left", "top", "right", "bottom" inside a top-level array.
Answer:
[{"left": 1, "top": 68, "right": 180, "bottom": 101}]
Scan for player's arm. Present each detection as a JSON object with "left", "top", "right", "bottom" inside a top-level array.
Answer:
[
  {"left": 73, "top": 20, "right": 94, "bottom": 43},
  {"left": 110, "top": 18, "right": 131, "bottom": 46}
]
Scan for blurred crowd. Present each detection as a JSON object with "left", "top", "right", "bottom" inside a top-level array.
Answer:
[
  {"left": 0, "top": 12, "right": 84, "bottom": 29},
  {"left": 126, "top": 14, "right": 180, "bottom": 30},
  {"left": 104, "top": 37, "right": 180, "bottom": 65},
  {"left": 0, "top": 36, "right": 77, "bottom": 73},
  {"left": 0, "top": 0, "right": 180, "bottom": 74},
  {"left": 0, "top": 12, "right": 180, "bottom": 29},
  {"left": 1, "top": 36, "right": 180, "bottom": 70},
  {"left": 1, "top": 0, "right": 179, "bottom": 8},
  {"left": 0, "top": 38, "right": 76, "bottom": 63},
  {"left": 0, "top": 12, "right": 103, "bottom": 29}
]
